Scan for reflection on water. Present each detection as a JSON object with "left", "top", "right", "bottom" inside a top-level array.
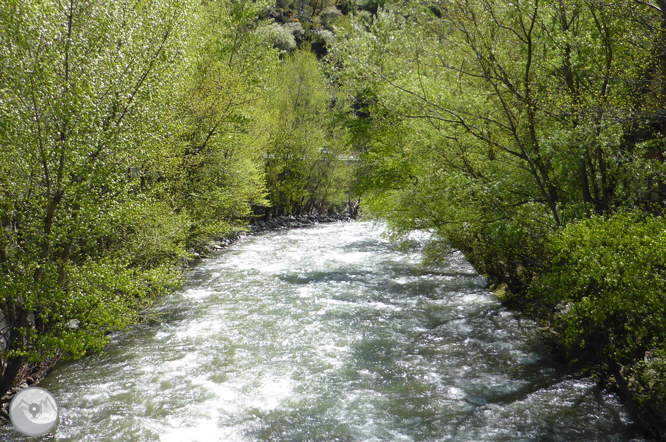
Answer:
[{"left": 1, "top": 222, "right": 644, "bottom": 441}]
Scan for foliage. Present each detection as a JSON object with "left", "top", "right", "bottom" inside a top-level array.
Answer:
[
  {"left": 635, "top": 348, "right": 666, "bottom": 410},
  {"left": 327, "top": 0, "right": 666, "bottom": 435},
  {"left": 0, "top": 0, "right": 195, "bottom": 395},
  {"left": 263, "top": 22, "right": 302, "bottom": 51},
  {"left": 264, "top": 48, "right": 354, "bottom": 215},
  {"left": 0, "top": 0, "right": 290, "bottom": 399},
  {"left": 328, "top": 0, "right": 666, "bottom": 288},
  {"left": 530, "top": 213, "right": 666, "bottom": 364},
  {"left": 167, "top": 0, "right": 277, "bottom": 247},
  {"left": 528, "top": 213, "right": 666, "bottom": 433}
]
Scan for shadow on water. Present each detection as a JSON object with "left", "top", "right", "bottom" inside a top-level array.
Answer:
[
  {"left": 243, "top": 227, "right": 643, "bottom": 442},
  {"left": 1, "top": 222, "right": 646, "bottom": 442}
]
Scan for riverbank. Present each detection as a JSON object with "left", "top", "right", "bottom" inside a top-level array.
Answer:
[
  {"left": 0, "top": 212, "right": 358, "bottom": 420},
  {"left": 492, "top": 282, "right": 666, "bottom": 442}
]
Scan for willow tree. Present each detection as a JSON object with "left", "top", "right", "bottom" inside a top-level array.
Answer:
[{"left": 0, "top": 0, "right": 192, "bottom": 398}]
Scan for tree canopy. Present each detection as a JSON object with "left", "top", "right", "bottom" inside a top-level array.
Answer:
[{"left": 326, "top": 0, "right": 666, "bottom": 436}]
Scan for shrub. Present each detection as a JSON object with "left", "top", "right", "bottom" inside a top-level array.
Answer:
[
  {"left": 264, "top": 23, "right": 304, "bottom": 51},
  {"left": 529, "top": 213, "right": 666, "bottom": 365}
]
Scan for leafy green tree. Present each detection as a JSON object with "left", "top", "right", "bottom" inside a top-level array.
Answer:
[
  {"left": 0, "top": 0, "right": 192, "bottom": 398},
  {"left": 531, "top": 214, "right": 666, "bottom": 362},
  {"left": 165, "top": 0, "right": 278, "bottom": 247},
  {"left": 265, "top": 48, "right": 353, "bottom": 216},
  {"left": 328, "top": 0, "right": 666, "bottom": 281}
]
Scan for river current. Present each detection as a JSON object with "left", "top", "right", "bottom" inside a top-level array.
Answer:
[{"left": 1, "top": 222, "right": 644, "bottom": 441}]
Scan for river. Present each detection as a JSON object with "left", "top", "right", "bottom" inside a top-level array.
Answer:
[{"left": 1, "top": 222, "right": 645, "bottom": 441}]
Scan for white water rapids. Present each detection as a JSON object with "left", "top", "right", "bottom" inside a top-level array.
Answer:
[{"left": 1, "top": 222, "right": 645, "bottom": 441}]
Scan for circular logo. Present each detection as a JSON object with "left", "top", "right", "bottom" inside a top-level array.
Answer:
[{"left": 9, "top": 387, "right": 59, "bottom": 437}]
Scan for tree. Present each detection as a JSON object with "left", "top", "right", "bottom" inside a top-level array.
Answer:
[
  {"left": 328, "top": 0, "right": 666, "bottom": 282},
  {"left": 165, "top": 0, "right": 278, "bottom": 247},
  {"left": 0, "top": 0, "right": 192, "bottom": 398},
  {"left": 329, "top": 0, "right": 666, "bottom": 434},
  {"left": 265, "top": 48, "right": 353, "bottom": 216}
]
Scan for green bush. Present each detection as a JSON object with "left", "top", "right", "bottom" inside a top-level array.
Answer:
[
  {"left": 529, "top": 213, "right": 666, "bottom": 365},
  {"left": 634, "top": 348, "right": 666, "bottom": 409}
]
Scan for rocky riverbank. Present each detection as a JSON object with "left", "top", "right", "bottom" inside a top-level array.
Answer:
[
  {"left": 249, "top": 212, "right": 356, "bottom": 233},
  {"left": 0, "top": 355, "right": 62, "bottom": 421}
]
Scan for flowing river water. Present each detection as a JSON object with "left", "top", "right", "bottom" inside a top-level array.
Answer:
[{"left": 2, "top": 222, "right": 645, "bottom": 441}]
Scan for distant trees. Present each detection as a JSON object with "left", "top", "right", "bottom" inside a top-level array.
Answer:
[{"left": 264, "top": 49, "right": 353, "bottom": 216}]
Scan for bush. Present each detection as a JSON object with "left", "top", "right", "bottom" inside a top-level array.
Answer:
[
  {"left": 312, "top": 28, "right": 335, "bottom": 45},
  {"left": 635, "top": 349, "right": 666, "bottom": 409},
  {"left": 321, "top": 6, "right": 342, "bottom": 28},
  {"left": 529, "top": 213, "right": 666, "bottom": 365},
  {"left": 264, "top": 23, "right": 305, "bottom": 51}
]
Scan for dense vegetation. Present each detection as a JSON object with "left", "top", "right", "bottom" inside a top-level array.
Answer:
[
  {"left": 2, "top": 0, "right": 666, "bottom": 438},
  {"left": 0, "top": 0, "right": 353, "bottom": 407},
  {"left": 325, "top": 0, "right": 666, "bottom": 438}
]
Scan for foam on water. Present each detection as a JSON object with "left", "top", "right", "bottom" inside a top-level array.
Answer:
[{"left": 0, "top": 222, "right": 646, "bottom": 441}]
